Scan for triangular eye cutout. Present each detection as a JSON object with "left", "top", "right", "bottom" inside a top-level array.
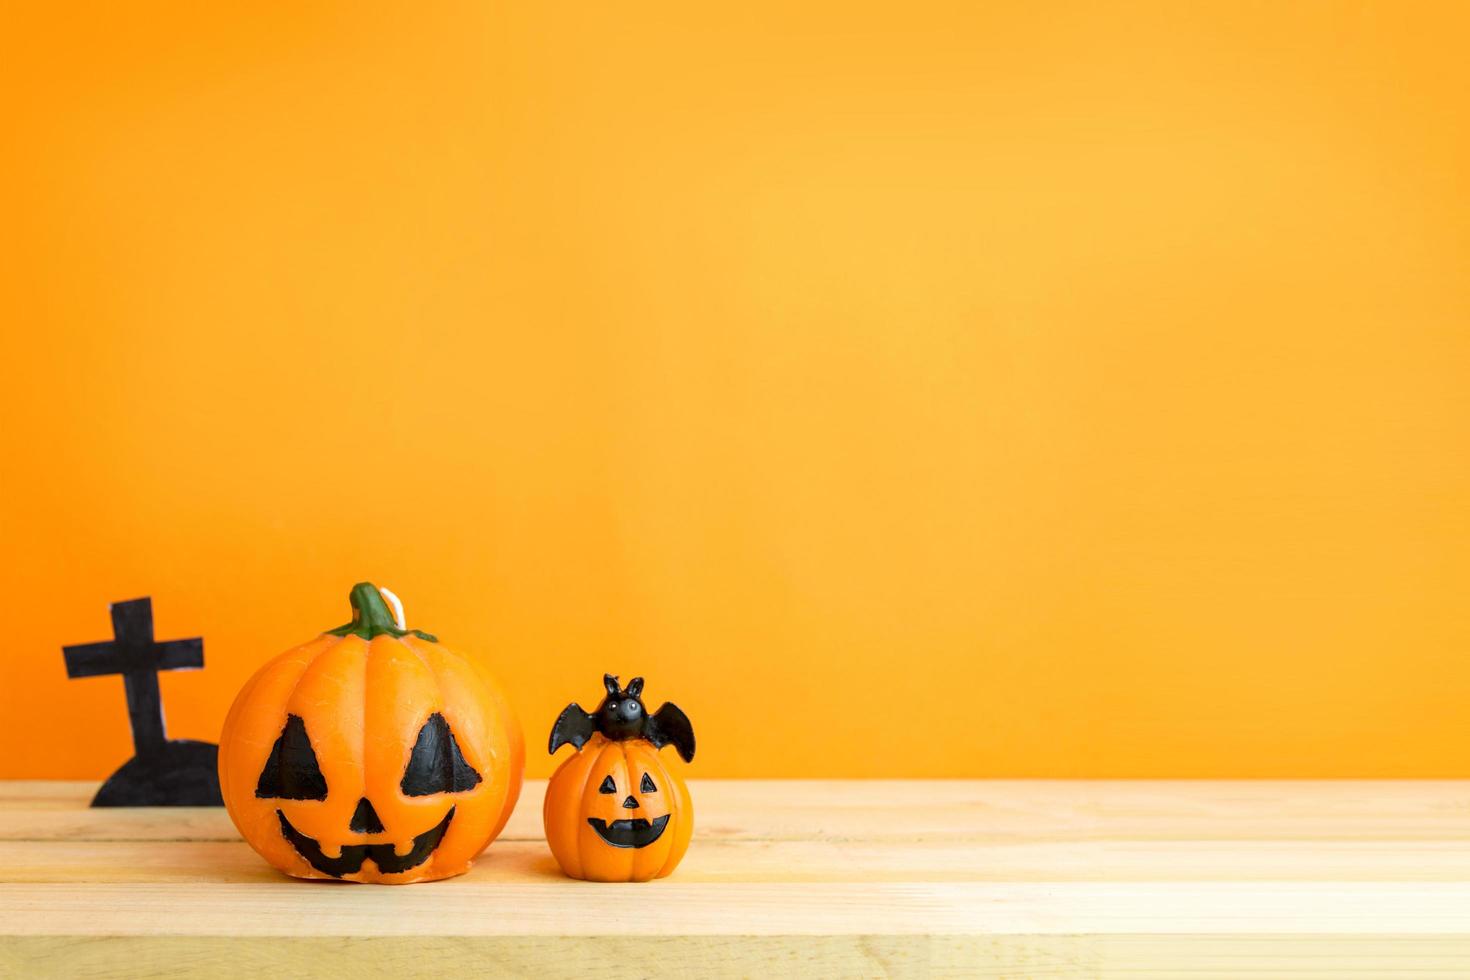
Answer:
[
  {"left": 598, "top": 775, "right": 616, "bottom": 794},
  {"left": 255, "top": 713, "right": 328, "bottom": 800},
  {"left": 641, "top": 772, "right": 657, "bottom": 793},
  {"left": 401, "top": 712, "right": 484, "bottom": 797}
]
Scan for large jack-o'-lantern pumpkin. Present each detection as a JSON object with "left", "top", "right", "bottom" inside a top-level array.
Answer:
[
  {"left": 544, "top": 674, "right": 694, "bottom": 881},
  {"left": 219, "top": 583, "right": 523, "bottom": 884}
]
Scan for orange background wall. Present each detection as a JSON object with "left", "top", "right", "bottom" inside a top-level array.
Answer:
[{"left": 3, "top": 2, "right": 1468, "bottom": 779}]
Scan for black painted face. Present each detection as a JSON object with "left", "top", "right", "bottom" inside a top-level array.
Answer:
[
  {"left": 593, "top": 672, "right": 648, "bottom": 739},
  {"left": 597, "top": 694, "right": 646, "bottom": 738},
  {"left": 255, "top": 712, "right": 484, "bottom": 877},
  {"left": 587, "top": 767, "right": 669, "bottom": 848}
]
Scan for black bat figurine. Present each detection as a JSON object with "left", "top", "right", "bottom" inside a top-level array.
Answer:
[{"left": 549, "top": 674, "right": 695, "bottom": 763}]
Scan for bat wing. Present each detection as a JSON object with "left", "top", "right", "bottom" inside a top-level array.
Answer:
[
  {"left": 548, "top": 703, "right": 596, "bottom": 755},
  {"left": 645, "top": 702, "right": 696, "bottom": 763}
]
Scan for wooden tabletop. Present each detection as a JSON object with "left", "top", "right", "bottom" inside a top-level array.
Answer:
[{"left": 2, "top": 780, "right": 1469, "bottom": 977}]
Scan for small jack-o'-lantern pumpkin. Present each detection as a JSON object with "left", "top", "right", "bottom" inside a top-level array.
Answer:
[
  {"left": 543, "top": 674, "right": 694, "bottom": 881},
  {"left": 218, "top": 583, "right": 523, "bottom": 884}
]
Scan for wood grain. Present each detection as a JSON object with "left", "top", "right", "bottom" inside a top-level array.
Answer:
[{"left": 2, "top": 780, "right": 1470, "bottom": 976}]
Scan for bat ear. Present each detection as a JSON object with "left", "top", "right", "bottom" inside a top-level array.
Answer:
[
  {"left": 626, "top": 677, "right": 644, "bottom": 698},
  {"left": 603, "top": 673, "right": 620, "bottom": 698}
]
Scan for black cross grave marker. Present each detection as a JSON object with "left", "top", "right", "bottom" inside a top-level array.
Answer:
[
  {"left": 62, "top": 597, "right": 222, "bottom": 807},
  {"left": 64, "top": 598, "right": 202, "bottom": 756}
]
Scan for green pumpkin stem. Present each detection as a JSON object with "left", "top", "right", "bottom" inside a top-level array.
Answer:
[{"left": 327, "top": 582, "right": 437, "bottom": 642}]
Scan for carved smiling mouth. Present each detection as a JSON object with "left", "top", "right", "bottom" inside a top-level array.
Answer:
[
  {"left": 587, "top": 813, "right": 670, "bottom": 849},
  {"left": 277, "top": 807, "right": 454, "bottom": 877}
]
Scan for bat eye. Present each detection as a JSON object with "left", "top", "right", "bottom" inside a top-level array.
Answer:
[
  {"left": 598, "top": 775, "right": 616, "bottom": 794},
  {"left": 640, "top": 773, "right": 656, "bottom": 793}
]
